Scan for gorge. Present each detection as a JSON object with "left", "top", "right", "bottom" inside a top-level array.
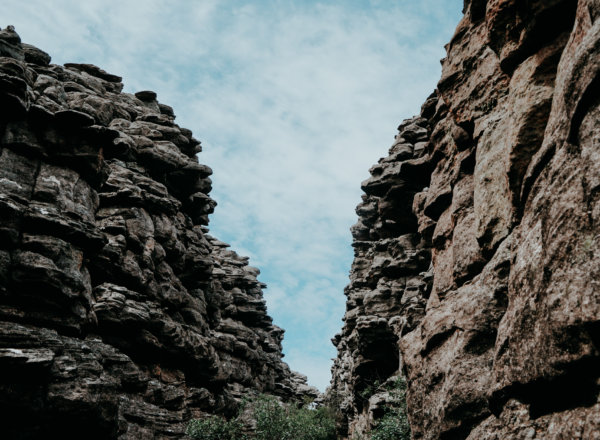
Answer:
[{"left": 1, "top": 0, "right": 600, "bottom": 439}]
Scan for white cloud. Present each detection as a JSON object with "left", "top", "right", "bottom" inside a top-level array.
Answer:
[{"left": 5, "top": 0, "right": 463, "bottom": 391}]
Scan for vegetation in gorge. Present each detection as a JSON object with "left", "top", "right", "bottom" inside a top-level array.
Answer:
[
  {"left": 186, "top": 394, "right": 336, "bottom": 440},
  {"left": 186, "top": 416, "right": 244, "bottom": 440},
  {"left": 350, "top": 376, "right": 411, "bottom": 440},
  {"left": 370, "top": 376, "right": 410, "bottom": 440}
]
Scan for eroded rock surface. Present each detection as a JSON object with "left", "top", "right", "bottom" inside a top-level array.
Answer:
[
  {"left": 0, "top": 27, "right": 316, "bottom": 439},
  {"left": 329, "top": 1, "right": 600, "bottom": 439}
]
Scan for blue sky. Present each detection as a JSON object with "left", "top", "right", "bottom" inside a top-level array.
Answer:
[{"left": 5, "top": 0, "right": 462, "bottom": 391}]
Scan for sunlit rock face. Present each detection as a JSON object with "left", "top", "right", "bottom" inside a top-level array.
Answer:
[
  {"left": 329, "top": 1, "right": 600, "bottom": 438},
  {"left": 0, "top": 27, "right": 317, "bottom": 439}
]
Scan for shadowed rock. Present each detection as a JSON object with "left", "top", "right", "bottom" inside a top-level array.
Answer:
[{"left": 0, "top": 27, "right": 317, "bottom": 439}]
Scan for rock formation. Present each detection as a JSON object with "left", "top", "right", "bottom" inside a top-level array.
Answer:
[
  {"left": 0, "top": 26, "right": 316, "bottom": 439},
  {"left": 329, "top": 0, "right": 600, "bottom": 438}
]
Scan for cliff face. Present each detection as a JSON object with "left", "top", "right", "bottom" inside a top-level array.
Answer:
[
  {"left": 330, "top": 0, "right": 600, "bottom": 438},
  {"left": 0, "top": 27, "right": 315, "bottom": 439}
]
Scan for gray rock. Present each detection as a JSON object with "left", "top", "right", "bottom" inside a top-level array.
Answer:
[{"left": 0, "top": 27, "right": 316, "bottom": 439}]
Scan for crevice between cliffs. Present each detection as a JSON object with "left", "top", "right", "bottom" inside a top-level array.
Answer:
[{"left": 2, "top": 0, "right": 600, "bottom": 438}]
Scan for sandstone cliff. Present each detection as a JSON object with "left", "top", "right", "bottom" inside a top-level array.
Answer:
[
  {"left": 0, "top": 26, "right": 316, "bottom": 439},
  {"left": 329, "top": 0, "right": 600, "bottom": 438}
]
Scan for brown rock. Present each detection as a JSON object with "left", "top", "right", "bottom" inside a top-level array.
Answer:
[{"left": 329, "top": 2, "right": 600, "bottom": 439}]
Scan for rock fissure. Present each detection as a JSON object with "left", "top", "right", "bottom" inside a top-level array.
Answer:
[{"left": 2, "top": 0, "right": 600, "bottom": 438}]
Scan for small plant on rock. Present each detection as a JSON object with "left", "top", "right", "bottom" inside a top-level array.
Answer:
[
  {"left": 370, "top": 376, "right": 411, "bottom": 440},
  {"left": 358, "top": 379, "right": 381, "bottom": 402}
]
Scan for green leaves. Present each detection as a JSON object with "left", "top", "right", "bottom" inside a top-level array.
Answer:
[
  {"left": 371, "top": 411, "right": 410, "bottom": 440},
  {"left": 370, "top": 376, "right": 410, "bottom": 440},
  {"left": 186, "top": 416, "right": 245, "bottom": 440},
  {"left": 187, "top": 394, "right": 336, "bottom": 440},
  {"left": 252, "top": 395, "right": 336, "bottom": 440}
]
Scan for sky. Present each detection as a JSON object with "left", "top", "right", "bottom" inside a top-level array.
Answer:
[{"left": 5, "top": 0, "right": 463, "bottom": 391}]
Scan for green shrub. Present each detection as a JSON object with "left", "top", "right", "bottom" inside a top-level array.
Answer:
[
  {"left": 252, "top": 394, "right": 336, "bottom": 440},
  {"left": 358, "top": 379, "right": 381, "bottom": 402},
  {"left": 292, "top": 405, "right": 336, "bottom": 440},
  {"left": 252, "top": 395, "right": 290, "bottom": 440},
  {"left": 370, "top": 411, "right": 410, "bottom": 440},
  {"left": 370, "top": 376, "right": 410, "bottom": 440},
  {"left": 187, "top": 394, "right": 336, "bottom": 440},
  {"left": 186, "top": 415, "right": 245, "bottom": 440}
]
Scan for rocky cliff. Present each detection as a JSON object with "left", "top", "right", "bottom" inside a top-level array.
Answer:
[
  {"left": 329, "top": 0, "right": 600, "bottom": 438},
  {"left": 0, "top": 26, "right": 316, "bottom": 439}
]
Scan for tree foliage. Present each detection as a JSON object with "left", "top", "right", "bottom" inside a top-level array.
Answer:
[
  {"left": 253, "top": 395, "right": 336, "bottom": 440},
  {"left": 186, "top": 415, "right": 245, "bottom": 440},
  {"left": 187, "top": 394, "right": 336, "bottom": 440},
  {"left": 370, "top": 376, "right": 411, "bottom": 440}
]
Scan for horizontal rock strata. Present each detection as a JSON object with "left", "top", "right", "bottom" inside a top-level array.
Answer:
[
  {"left": 329, "top": 1, "right": 600, "bottom": 439},
  {"left": 0, "top": 26, "right": 316, "bottom": 439}
]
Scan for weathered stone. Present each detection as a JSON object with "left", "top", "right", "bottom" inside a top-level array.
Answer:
[
  {"left": 135, "top": 90, "right": 157, "bottom": 101},
  {"left": 21, "top": 43, "right": 51, "bottom": 66},
  {"left": 329, "top": 2, "right": 600, "bottom": 439},
  {"left": 327, "top": 115, "right": 434, "bottom": 437},
  {"left": 64, "top": 62, "right": 123, "bottom": 83},
  {"left": 0, "top": 27, "right": 316, "bottom": 439}
]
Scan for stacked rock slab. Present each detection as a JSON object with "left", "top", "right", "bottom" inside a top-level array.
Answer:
[
  {"left": 328, "top": 113, "right": 435, "bottom": 438},
  {"left": 0, "top": 27, "right": 316, "bottom": 439},
  {"left": 329, "top": 1, "right": 600, "bottom": 439}
]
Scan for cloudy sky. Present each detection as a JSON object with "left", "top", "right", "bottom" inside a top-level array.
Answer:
[{"left": 6, "top": 0, "right": 462, "bottom": 390}]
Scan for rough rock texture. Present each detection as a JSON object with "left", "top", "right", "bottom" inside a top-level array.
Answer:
[
  {"left": 329, "top": 1, "right": 600, "bottom": 439},
  {"left": 328, "top": 114, "right": 434, "bottom": 438},
  {"left": 0, "top": 27, "right": 316, "bottom": 439}
]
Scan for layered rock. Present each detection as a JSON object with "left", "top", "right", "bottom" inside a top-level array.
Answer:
[
  {"left": 328, "top": 114, "right": 434, "bottom": 438},
  {"left": 329, "top": 1, "right": 600, "bottom": 438},
  {"left": 0, "top": 26, "right": 316, "bottom": 439}
]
